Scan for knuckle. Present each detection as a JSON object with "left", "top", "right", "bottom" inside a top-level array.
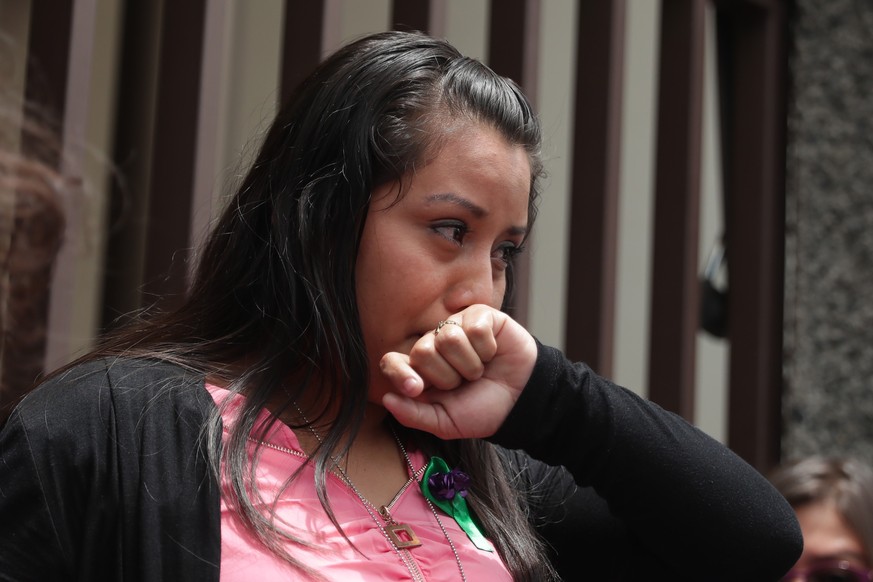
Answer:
[
  {"left": 409, "top": 342, "right": 437, "bottom": 366},
  {"left": 465, "top": 320, "right": 491, "bottom": 340},
  {"left": 430, "top": 368, "right": 461, "bottom": 390},
  {"left": 460, "top": 363, "right": 484, "bottom": 382},
  {"left": 437, "top": 325, "right": 465, "bottom": 346}
]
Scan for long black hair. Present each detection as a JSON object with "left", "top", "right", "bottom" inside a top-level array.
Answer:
[{"left": 84, "top": 31, "right": 550, "bottom": 579}]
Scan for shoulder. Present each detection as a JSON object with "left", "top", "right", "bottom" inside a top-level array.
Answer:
[
  {"left": 10, "top": 356, "right": 210, "bottom": 440},
  {"left": 42, "top": 356, "right": 200, "bottom": 390}
]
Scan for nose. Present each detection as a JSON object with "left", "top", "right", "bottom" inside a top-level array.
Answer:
[{"left": 444, "top": 253, "right": 502, "bottom": 312}]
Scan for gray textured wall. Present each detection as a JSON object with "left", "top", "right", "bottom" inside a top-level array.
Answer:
[{"left": 783, "top": 0, "right": 873, "bottom": 463}]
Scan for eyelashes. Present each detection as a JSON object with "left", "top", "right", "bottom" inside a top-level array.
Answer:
[
  {"left": 498, "top": 244, "right": 525, "bottom": 264},
  {"left": 432, "top": 221, "right": 467, "bottom": 245},
  {"left": 431, "top": 220, "right": 524, "bottom": 269}
]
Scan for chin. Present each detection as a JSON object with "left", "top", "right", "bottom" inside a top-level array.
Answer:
[
  {"left": 366, "top": 382, "right": 390, "bottom": 408},
  {"left": 366, "top": 389, "right": 385, "bottom": 403}
]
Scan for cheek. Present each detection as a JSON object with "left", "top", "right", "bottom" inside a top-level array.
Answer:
[
  {"left": 355, "top": 229, "right": 432, "bottom": 344},
  {"left": 493, "top": 269, "right": 511, "bottom": 309},
  {"left": 357, "top": 239, "right": 423, "bottom": 304}
]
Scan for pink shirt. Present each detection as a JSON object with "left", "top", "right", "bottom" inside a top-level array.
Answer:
[{"left": 207, "top": 385, "right": 512, "bottom": 581}]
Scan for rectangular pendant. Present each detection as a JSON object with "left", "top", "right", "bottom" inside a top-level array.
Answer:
[{"left": 385, "top": 523, "right": 422, "bottom": 549}]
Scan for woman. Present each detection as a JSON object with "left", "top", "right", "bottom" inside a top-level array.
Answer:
[
  {"left": 0, "top": 31, "right": 800, "bottom": 581},
  {"left": 772, "top": 457, "right": 873, "bottom": 582}
]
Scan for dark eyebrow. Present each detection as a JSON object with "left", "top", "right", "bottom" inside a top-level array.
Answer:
[
  {"left": 815, "top": 552, "right": 870, "bottom": 563},
  {"left": 425, "top": 192, "right": 528, "bottom": 236},
  {"left": 425, "top": 193, "right": 486, "bottom": 217}
]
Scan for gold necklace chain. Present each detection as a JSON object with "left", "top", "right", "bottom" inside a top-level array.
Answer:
[
  {"left": 290, "top": 405, "right": 468, "bottom": 581},
  {"left": 391, "top": 426, "right": 468, "bottom": 582},
  {"left": 251, "top": 431, "right": 428, "bottom": 579}
]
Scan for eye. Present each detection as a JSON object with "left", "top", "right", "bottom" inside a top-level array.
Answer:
[
  {"left": 432, "top": 221, "right": 468, "bottom": 245},
  {"left": 492, "top": 243, "right": 524, "bottom": 271}
]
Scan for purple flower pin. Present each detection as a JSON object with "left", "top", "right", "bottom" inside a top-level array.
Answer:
[{"left": 427, "top": 467, "right": 471, "bottom": 501}]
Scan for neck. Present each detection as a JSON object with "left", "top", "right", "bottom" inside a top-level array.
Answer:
[
  {"left": 294, "top": 400, "right": 410, "bottom": 509},
  {"left": 227, "top": 366, "right": 411, "bottom": 497}
]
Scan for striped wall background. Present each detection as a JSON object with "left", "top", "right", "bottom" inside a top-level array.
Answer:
[{"left": 0, "top": 0, "right": 787, "bottom": 471}]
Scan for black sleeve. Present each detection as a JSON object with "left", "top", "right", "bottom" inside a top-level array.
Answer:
[
  {"left": 0, "top": 363, "right": 118, "bottom": 581},
  {"left": 490, "top": 342, "right": 802, "bottom": 582},
  {"left": 0, "top": 359, "right": 221, "bottom": 582}
]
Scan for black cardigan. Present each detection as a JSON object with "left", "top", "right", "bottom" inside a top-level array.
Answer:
[{"left": 0, "top": 346, "right": 801, "bottom": 581}]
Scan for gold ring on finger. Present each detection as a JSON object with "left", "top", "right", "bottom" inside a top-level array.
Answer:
[{"left": 434, "top": 319, "right": 459, "bottom": 336}]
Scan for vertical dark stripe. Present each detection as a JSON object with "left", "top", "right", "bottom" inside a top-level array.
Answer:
[
  {"left": 488, "top": 0, "right": 540, "bottom": 98},
  {"left": 487, "top": 0, "right": 540, "bottom": 325},
  {"left": 141, "top": 0, "right": 208, "bottom": 309},
  {"left": 647, "top": 0, "right": 705, "bottom": 420},
  {"left": 565, "top": 0, "right": 626, "bottom": 375},
  {"left": 23, "top": 0, "right": 73, "bottom": 161},
  {"left": 718, "top": 0, "right": 787, "bottom": 471},
  {"left": 281, "top": 0, "right": 326, "bottom": 105},
  {"left": 102, "top": 2, "right": 162, "bottom": 328},
  {"left": 392, "top": 0, "right": 432, "bottom": 34}
]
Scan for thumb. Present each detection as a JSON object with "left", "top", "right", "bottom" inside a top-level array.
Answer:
[{"left": 382, "top": 392, "right": 460, "bottom": 439}]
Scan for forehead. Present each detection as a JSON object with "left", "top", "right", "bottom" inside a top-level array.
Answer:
[
  {"left": 374, "top": 122, "right": 532, "bottom": 216},
  {"left": 424, "top": 119, "right": 531, "bottom": 173},
  {"left": 796, "top": 501, "right": 868, "bottom": 560},
  {"left": 423, "top": 123, "right": 530, "bottom": 194}
]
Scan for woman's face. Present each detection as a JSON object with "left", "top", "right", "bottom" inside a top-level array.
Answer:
[
  {"left": 785, "top": 501, "right": 870, "bottom": 580},
  {"left": 356, "top": 122, "right": 531, "bottom": 403}
]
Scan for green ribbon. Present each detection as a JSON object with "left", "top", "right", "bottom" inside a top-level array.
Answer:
[{"left": 420, "top": 456, "right": 494, "bottom": 552}]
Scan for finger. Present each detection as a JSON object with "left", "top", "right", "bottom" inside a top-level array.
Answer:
[
  {"left": 379, "top": 352, "right": 425, "bottom": 397},
  {"left": 452, "top": 308, "right": 499, "bottom": 364},
  {"left": 408, "top": 338, "right": 464, "bottom": 390},
  {"left": 430, "top": 322, "right": 487, "bottom": 381},
  {"left": 382, "top": 392, "right": 460, "bottom": 439}
]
